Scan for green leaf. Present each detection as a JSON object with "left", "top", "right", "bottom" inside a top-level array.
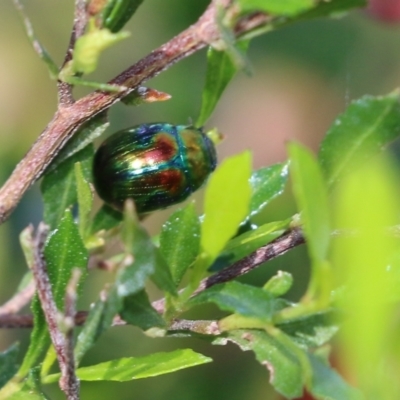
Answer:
[
  {"left": 189, "top": 281, "right": 277, "bottom": 321},
  {"left": 210, "top": 219, "right": 289, "bottom": 271},
  {"left": 237, "top": 0, "right": 315, "bottom": 16},
  {"left": 41, "top": 146, "right": 93, "bottom": 229},
  {"left": 71, "top": 24, "right": 130, "bottom": 75},
  {"left": 75, "top": 162, "right": 93, "bottom": 239},
  {"left": 297, "top": 0, "right": 366, "bottom": 21},
  {"left": 44, "top": 209, "right": 88, "bottom": 308},
  {"left": 196, "top": 43, "right": 247, "bottom": 127},
  {"left": 120, "top": 290, "right": 165, "bottom": 330},
  {"left": 289, "top": 142, "right": 330, "bottom": 263},
  {"left": 10, "top": 367, "right": 49, "bottom": 400},
  {"left": 249, "top": 163, "right": 289, "bottom": 217},
  {"left": 319, "top": 92, "right": 400, "bottom": 188},
  {"left": 239, "top": 0, "right": 366, "bottom": 42},
  {"left": 214, "top": 330, "right": 305, "bottom": 398},
  {"left": 276, "top": 310, "right": 338, "bottom": 348},
  {"left": 74, "top": 288, "right": 121, "bottom": 365},
  {"left": 308, "top": 354, "right": 363, "bottom": 400},
  {"left": 263, "top": 271, "right": 293, "bottom": 297},
  {"left": 118, "top": 202, "right": 175, "bottom": 296},
  {"left": 89, "top": 204, "right": 123, "bottom": 235},
  {"left": 201, "top": 151, "right": 252, "bottom": 265},
  {"left": 0, "top": 343, "right": 19, "bottom": 389},
  {"left": 160, "top": 204, "right": 200, "bottom": 286},
  {"left": 48, "top": 114, "right": 108, "bottom": 171},
  {"left": 19, "top": 210, "right": 88, "bottom": 376},
  {"left": 46, "top": 350, "right": 211, "bottom": 383},
  {"left": 102, "top": 0, "right": 145, "bottom": 33}
]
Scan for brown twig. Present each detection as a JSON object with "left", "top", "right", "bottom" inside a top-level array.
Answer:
[
  {"left": 0, "top": 0, "right": 269, "bottom": 225},
  {"left": 30, "top": 223, "right": 79, "bottom": 400},
  {"left": 0, "top": 227, "right": 305, "bottom": 329},
  {"left": 0, "top": 280, "right": 35, "bottom": 316}
]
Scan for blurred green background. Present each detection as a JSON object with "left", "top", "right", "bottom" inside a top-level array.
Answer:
[{"left": 1, "top": 1, "right": 400, "bottom": 399}]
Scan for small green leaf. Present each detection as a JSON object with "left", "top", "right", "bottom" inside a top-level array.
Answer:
[
  {"left": 319, "top": 92, "right": 400, "bottom": 188},
  {"left": 289, "top": 142, "right": 330, "bottom": 264},
  {"left": 47, "top": 350, "right": 211, "bottom": 383},
  {"left": 41, "top": 146, "right": 93, "bottom": 230},
  {"left": 276, "top": 310, "right": 338, "bottom": 348},
  {"left": 214, "top": 330, "right": 305, "bottom": 398},
  {"left": 263, "top": 271, "right": 293, "bottom": 297},
  {"left": 74, "top": 288, "right": 121, "bottom": 365},
  {"left": 201, "top": 151, "right": 252, "bottom": 265},
  {"left": 0, "top": 343, "right": 19, "bottom": 389},
  {"left": 308, "top": 354, "right": 363, "bottom": 400},
  {"left": 196, "top": 44, "right": 247, "bottom": 127},
  {"left": 119, "top": 201, "right": 175, "bottom": 296},
  {"left": 71, "top": 23, "right": 130, "bottom": 75},
  {"left": 188, "top": 281, "right": 276, "bottom": 321},
  {"left": 44, "top": 209, "right": 88, "bottom": 308},
  {"left": 249, "top": 163, "right": 289, "bottom": 217},
  {"left": 210, "top": 219, "right": 289, "bottom": 271},
  {"left": 75, "top": 162, "right": 93, "bottom": 239},
  {"left": 239, "top": 0, "right": 366, "bottom": 42},
  {"left": 120, "top": 290, "right": 165, "bottom": 330},
  {"left": 102, "top": 0, "right": 145, "bottom": 33},
  {"left": 237, "top": 0, "right": 315, "bottom": 16},
  {"left": 160, "top": 204, "right": 200, "bottom": 286}
]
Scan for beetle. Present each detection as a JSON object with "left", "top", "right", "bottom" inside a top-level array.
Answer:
[{"left": 93, "top": 123, "right": 217, "bottom": 213}]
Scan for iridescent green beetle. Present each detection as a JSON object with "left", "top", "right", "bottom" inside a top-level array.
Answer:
[{"left": 93, "top": 123, "right": 217, "bottom": 213}]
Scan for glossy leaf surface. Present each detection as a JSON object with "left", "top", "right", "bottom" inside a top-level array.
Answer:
[
  {"left": 210, "top": 220, "right": 289, "bottom": 271},
  {"left": 160, "top": 203, "right": 200, "bottom": 286},
  {"left": 201, "top": 151, "right": 252, "bottom": 265},
  {"left": 102, "top": 0, "right": 144, "bottom": 32},
  {"left": 249, "top": 163, "right": 289, "bottom": 217}
]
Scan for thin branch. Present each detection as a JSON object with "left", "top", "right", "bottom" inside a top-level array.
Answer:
[
  {"left": 0, "top": 280, "right": 35, "bottom": 316},
  {"left": 0, "top": 227, "right": 305, "bottom": 329},
  {"left": 58, "top": 0, "right": 89, "bottom": 105},
  {"left": 152, "top": 227, "right": 305, "bottom": 313},
  {"left": 0, "top": 1, "right": 269, "bottom": 225},
  {"left": 168, "top": 319, "right": 221, "bottom": 335}
]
